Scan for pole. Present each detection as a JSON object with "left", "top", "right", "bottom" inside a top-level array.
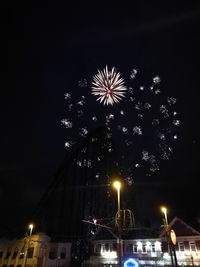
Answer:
[
  {"left": 23, "top": 224, "right": 34, "bottom": 267},
  {"left": 117, "top": 187, "right": 122, "bottom": 267},
  {"left": 172, "top": 243, "right": 178, "bottom": 267},
  {"left": 22, "top": 237, "right": 30, "bottom": 267},
  {"left": 166, "top": 230, "right": 174, "bottom": 267},
  {"left": 161, "top": 207, "right": 175, "bottom": 267}
]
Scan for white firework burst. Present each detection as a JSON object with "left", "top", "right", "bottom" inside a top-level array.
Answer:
[{"left": 91, "top": 66, "right": 127, "bottom": 105}]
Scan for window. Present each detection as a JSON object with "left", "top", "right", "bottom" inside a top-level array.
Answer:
[
  {"left": 190, "top": 242, "right": 196, "bottom": 252},
  {"left": 12, "top": 248, "right": 18, "bottom": 259},
  {"left": 60, "top": 248, "right": 66, "bottom": 259},
  {"left": 146, "top": 241, "right": 151, "bottom": 252},
  {"left": 137, "top": 241, "right": 142, "bottom": 252},
  {"left": 19, "top": 249, "right": 25, "bottom": 259},
  {"left": 0, "top": 251, "right": 3, "bottom": 258},
  {"left": 178, "top": 242, "right": 185, "bottom": 252},
  {"left": 49, "top": 247, "right": 57, "bottom": 259},
  {"left": 39, "top": 245, "right": 46, "bottom": 258},
  {"left": 94, "top": 243, "right": 101, "bottom": 253},
  {"left": 155, "top": 241, "right": 161, "bottom": 252},
  {"left": 151, "top": 244, "right": 155, "bottom": 252},
  {"left": 133, "top": 244, "right": 137, "bottom": 253},
  {"left": 5, "top": 248, "right": 11, "bottom": 259},
  {"left": 142, "top": 244, "right": 147, "bottom": 253},
  {"left": 27, "top": 247, "right": 34, "bottom": 258},
  {"left": 105, "top": 243, "right": 109, "bottom": 252},
  {"left": 127, "top": 244, "right": 133, "bottom": 253}
]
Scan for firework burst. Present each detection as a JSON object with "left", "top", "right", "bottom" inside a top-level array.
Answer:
[
  {"left": 91, "top": 66, "right": 127, "bottom": 105},
  {"left": 62, "top": 66, "right": 180, "bottom": 183}
]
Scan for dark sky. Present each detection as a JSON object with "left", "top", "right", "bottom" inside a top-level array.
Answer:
[{"left": 1, "top": 1, "right": 200, "bottom": 236}]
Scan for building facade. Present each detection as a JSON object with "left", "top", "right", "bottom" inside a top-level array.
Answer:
[
  {"left": 0, "top": 232, "right": 71, "bottom": 267},
  {"left": 83, "top": 217, "right": 200, "bottom": 266},
  {"left": 1, "top": 218, "right": 200, "bottom": 267}
]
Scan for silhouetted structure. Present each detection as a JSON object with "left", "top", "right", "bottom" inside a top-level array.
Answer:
[{"left": 34, "top": 127, "right": 122, "bottom": 242}]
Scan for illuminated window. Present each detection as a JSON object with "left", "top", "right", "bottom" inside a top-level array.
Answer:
[
  {"left": 146, "top": 241, "right": 151, "bottom": 251},
  {"left": 137, "top": 241, "right": 142, "bottom": 252},
  {"left": 178, "top": 242, "right": 185, "bottom": 252},
  {"left": 190, "top": 242, "right": 196, "bottom": 252},
  {"left": 105, "top": 243, "right": 109, "bottom": 252},
  {"left": 155, "top": 241, "right": 161, "bottom": 252},
  {"left": 101, "top": 244, "right": 106, "bottom": 252}
]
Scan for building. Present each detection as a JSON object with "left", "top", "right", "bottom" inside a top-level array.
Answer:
[
  {"left": 1, "top": 217, "right": 200, "bottom": 267},
  {"left": 0, "top": 232, "right": 71, "bottom": 267},
  {"left": 83, "top": 217, "right": 200, "bottom": 266}
]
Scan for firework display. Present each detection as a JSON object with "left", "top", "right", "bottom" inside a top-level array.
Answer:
[
  {"left": 91, "top": 66, "right": 127, "bottom": 105},
  {"left": 62, "top": 66, "right": 180, "bottom": 183}
]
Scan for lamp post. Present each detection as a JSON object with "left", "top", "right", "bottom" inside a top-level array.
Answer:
[
  {"left": 161, "top": 207, "right": 168, "bottom": 226},
  {"left": 113, "top": 181, "right": 122, "bottom": 267},
  {"left": 160, "top": 207, "right": 177, "bottom": 267},
  {"left": 23, "top": 223, "right": 34, "bottom": 267},
  {"left": 29, "top": 224, "right": 34, "bottom": 237}
]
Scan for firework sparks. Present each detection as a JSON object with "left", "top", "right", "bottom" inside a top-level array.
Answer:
[
  {"left": 91, "top": 66, "right": 127, "bottom": 105},
  {"left": 62, "top": 66, "right": 180, "bottom": 182}
]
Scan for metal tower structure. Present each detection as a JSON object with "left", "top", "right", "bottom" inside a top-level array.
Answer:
[{"left": 33, "top": 127, "right": 122, "bottom": 242}]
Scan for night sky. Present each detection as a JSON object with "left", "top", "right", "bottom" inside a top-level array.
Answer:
[{"left": 1, "top": 1, "right": 200, "bottom": 237}]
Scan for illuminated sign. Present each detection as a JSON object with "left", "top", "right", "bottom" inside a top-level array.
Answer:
[
  {"left": 124, "top": 258, "right": 139, "bottom": 267},
  {"left": 101, "top": 251, "right": 117, "bottom": 259},
  {"left": 170, "top": 229, "right": 177, "bottom": 246}
]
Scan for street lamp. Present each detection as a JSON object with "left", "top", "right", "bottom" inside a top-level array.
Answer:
[
  {"left": 161, "top": 206, "right": 168, "bottom": 226},
  {"left": 160, "top": 206, "right": 177, "bottom": 267},
  {"left": 113, "top": 180, "right": 122, "bottom": 267},
  {"left": 113, "top": 181, "right": 121, "bottom": 213},
  {"left": 23, "top": 223, "right": 34, "bottom": 267},
  {"left": 29, "top": 224, "right": 34, "bottom": 237}
]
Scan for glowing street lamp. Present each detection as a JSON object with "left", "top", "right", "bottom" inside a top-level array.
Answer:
[
  {"left": 28, "top": 224, "right": 34, "bottom": 236},
  {"left": 161, "top": 206, "right": 168, "bottom": 226},
  {"left": 23, "top": 223, "right": 34, "bottom": 267},
  {"left": 113, "top": 180, "right": 122, "bottom": 267},
  {"left": 160, "top": 206, "right": 177, "bottom": 267},
  {"left": 113, "top": 181, "right": 121, "bottom": 213}
]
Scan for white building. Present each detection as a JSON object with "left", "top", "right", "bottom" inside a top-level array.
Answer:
[{"left": 83, "top": 217, "right": 200, "bottom": 267}]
